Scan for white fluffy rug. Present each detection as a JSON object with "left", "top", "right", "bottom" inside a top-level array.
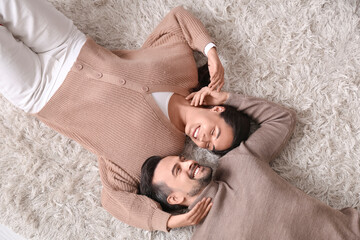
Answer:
[{"left": 1, "top": 0, "right": 360, "bottom": 239}]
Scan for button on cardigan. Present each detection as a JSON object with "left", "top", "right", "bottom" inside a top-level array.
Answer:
[{"left": 35, "top": 6, "right": 213, "bottom": 231}]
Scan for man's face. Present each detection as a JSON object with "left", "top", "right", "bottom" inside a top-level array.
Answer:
[
  {"left": 153, "top": 156, "right": 213, "bottom": 198},
  {"left": 184, "top": 106, "right": 234, "bottom": 152}
]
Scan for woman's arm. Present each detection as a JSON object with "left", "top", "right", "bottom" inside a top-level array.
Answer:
[
  {"left": 142, "top": 6, "right": 213, "bottom": 54},
  {"left": 98, "top": 157, "right": 169, "bottom": 231},
  {"left": 142, "top": 6, "right": 224, "bottom": 91},
  {"left": 207, "top": 48, "right": 225, "bottom": 92},
  {"left": 167, "top": 197, "right": 212, "bottom": 230},
  {"left": 98, "top": 157, "right": 211, "bottom": 231}
]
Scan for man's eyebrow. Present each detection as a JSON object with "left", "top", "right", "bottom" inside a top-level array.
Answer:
[
  {"left": 213, "top": 129, "right": 221, "bottom": 151},
  {"left": 171, "top": 163, "right": 178, "bottom": 176}
]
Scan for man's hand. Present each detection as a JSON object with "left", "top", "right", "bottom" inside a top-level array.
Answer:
[
  {"left": 207, "top": 47, "right": 225, "bottom": 92},
  {"left": 186, "top": 87, "right": 229, "bottom": 106},
  {"left": 167, "top": 197, "right": 212, "bottom": 229}
]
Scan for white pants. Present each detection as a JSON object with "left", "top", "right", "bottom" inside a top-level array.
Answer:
[{"left": 0, "top": 0, "right": 86, "bottom": 113}]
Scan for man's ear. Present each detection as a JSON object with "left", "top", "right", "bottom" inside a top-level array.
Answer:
[
  {"left": 167, "top": 192, "right": 185, "bottom": 205},
  {"left": 210, "top": 106, "right": 225, "bottom": 113}
]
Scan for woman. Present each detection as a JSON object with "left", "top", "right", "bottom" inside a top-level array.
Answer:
[{"left": 0, "top": 0, "right": 250, "bottom": 231}]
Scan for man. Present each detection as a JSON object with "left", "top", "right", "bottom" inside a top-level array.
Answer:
[{"left": 140, "top": 91, "right": 360, "bottom": 239}]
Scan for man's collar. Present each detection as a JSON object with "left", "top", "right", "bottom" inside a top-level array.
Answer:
[{"left": 188, "top": 181, "right": 218, "bottom": 210}]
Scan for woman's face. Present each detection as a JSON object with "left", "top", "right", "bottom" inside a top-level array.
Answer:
[{"left": 184, "top": 106, "right": 234, "bottom": 151}]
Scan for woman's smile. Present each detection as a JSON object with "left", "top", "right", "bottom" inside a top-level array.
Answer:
[{"left": 193, "top": 126, "right": 200, "bottom": 139}]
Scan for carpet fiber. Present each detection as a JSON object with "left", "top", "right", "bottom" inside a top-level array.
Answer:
[{"left": 1, "top": 0, "right": 360, "bottom": 239}]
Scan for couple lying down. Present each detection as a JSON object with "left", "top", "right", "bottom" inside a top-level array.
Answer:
[
  {"left": 140, "top": 90, "right": 360, "bottom": 240},
  {"left": 1, "top": 0, "right": 359, "bottom": 238}
]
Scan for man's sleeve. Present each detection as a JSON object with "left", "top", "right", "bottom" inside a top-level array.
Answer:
[
  {"left": 224, "top": 93, "right": 296, "bottom": 164},
  {"left": 142, "top": 6, "right": 213, "bottom": 55},
  {"left": 97, "top": 157, "right": 171, "bottom": 232}
]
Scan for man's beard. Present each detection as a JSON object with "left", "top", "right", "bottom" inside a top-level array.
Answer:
[{"left": 187, "top": 166, "right": 213, "bottom": 197}]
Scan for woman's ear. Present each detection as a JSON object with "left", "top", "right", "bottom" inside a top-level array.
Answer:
[
  {"left": 210, "top": 106, "right": 225, "bottom": 113},
  {"left": 167, "top": 192, "right": 185, "bottom": 205}
]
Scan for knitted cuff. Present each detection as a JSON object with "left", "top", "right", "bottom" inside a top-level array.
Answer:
[
  {"left": 151, "top": 208, "right": 172, "bottom": 232},
  {"left": 224, "top": 92, "right": 245, "bottom": 109}
]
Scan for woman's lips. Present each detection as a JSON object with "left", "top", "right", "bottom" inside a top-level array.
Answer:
[{"left": 193, "top": 126, "right": 200, "bottom": 139}]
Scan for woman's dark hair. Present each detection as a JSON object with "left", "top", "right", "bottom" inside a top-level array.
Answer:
[
  {"left": 192, "top": 63, "right": 211, "bottom": 92},
  {"left": 214, "top": 105, "right": 250, "bottom": 156},
  {"left": 195, "top": 64, "right": 251, "bottom": 156},
  {"left": 140, "top": 156, "right": 186, "bottom": 213}
]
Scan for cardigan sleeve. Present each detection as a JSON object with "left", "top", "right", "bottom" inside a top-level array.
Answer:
[
  {"left": 223, "top": 93, "right": 296, "bottom": 164},
  {"left": 142, "top": 6, "right": 213, "bottom": 54},
  {"left": 97, "top": 156, "right": 171, "bottom": 232}
]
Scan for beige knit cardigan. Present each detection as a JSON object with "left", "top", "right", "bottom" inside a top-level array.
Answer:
[{"left": 35, "top": 6, "right": 213, "bottom": 232}]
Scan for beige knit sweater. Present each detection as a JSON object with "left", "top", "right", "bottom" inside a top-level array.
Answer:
[
  {"left": 190, "top": 94, "right": 360, "bottom": 240},
  {"left": 34, "top": 6, "right": 213, "bottom": 231}
]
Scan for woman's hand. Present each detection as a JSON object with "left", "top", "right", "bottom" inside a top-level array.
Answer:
[
  {"left": 207, "top": 47, "right": 225, "bottom": 92},
  {"left": 167, "top": 197, "right": 212, "bottom": 230},
  {"left": 186, "top": 87, "right": 229, "bottom": 106}
]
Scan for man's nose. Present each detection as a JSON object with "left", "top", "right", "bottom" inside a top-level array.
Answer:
[{"left": 181, "top": 160, "right": 194, "bottom": 170}]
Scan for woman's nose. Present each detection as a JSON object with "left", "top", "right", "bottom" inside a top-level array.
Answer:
[{"left": 198, "top": 132, "right": 207, "bottom": 142}]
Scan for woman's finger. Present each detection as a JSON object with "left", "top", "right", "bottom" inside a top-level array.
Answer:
[
  {"left": 190, "top": 90, "right": 201, "bottom": 106},
  {"left": 190, "top": 93, "right": 196, "bottom": 105},
  {"left": 209, "top": 79, "right": 220, "bottom": 91},
  {"left": 217, "top": 81, "right": 225, "bottom": 92},
  {"left": 188, "top": 198, "right": 206, "bottom": 219},
  {"left": 195, "top": 93, "right": 203, "bottom": 106},
  {"left": 192, "top": 92, "right": 201, "bottom": 106},
  {"left": 199, "top": 90, "right": 210, "bottom": 105},
  {"left": 193, "top": 198, "right": 212, "bottom": 223},
  {"left": 192, "top": 92, "right": 200, "bottom": 106},
  {"left": 208, "top": 80, "right": 214, "bottom": 89},
  {"left": 191, "top": 95, "right": 196, "bottom": 106},
  {"left": 192, "top": 198, "right": 208, "bottom": 221},
  {"left": 186, "top": 92, "right": 196, "bottom": 100},
  {"left": 198, "top": 201, "right": 213, "bottom": 222},
  {"left": 195, "top": 88, "right": 208, "bottom": 106}
]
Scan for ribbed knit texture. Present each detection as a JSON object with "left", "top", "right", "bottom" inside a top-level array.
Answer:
[
  {"left": 35, "top": 6, "right": 213, "bottom": 232},
  {"left": 190, "top": 94, "right": 360, "bottom": 240}
]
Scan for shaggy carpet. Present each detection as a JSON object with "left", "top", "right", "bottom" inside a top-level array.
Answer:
[{"left": 1, "top": 0, "right": 360, "bottom": 239}]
